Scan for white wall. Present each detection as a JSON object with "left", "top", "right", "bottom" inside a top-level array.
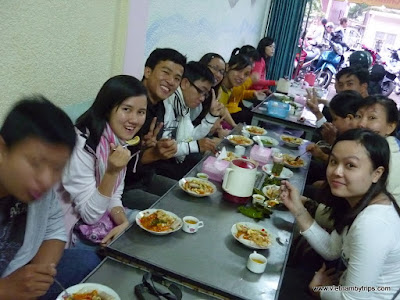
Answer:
[
  {"left": 1, "top": 0, "right": 270, "bottom": 121},
  {"left": 124, "top": 0, "right": 271, "bottom": 78},
  {"left": 0, "top": 0, "right": 129, "bottom": 120}
]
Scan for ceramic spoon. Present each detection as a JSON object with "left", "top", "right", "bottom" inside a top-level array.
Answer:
[{"left": 122, "top": 136, "right": 140, "bottom": 148}]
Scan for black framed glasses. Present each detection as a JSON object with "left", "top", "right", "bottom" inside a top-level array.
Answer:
[
  {"left": 187, "top": 79, "right": 210, "bottom": 98},
  {"left": 208, "top": 64, "right": 226, "bottom": 76}
]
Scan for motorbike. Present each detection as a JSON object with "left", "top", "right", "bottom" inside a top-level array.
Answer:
[
  {"left": 360, "top": 45, "right": 397, "bottom": 96},
  {"left": 293, "top": 45, "right": 321, "bottom": 80},
  {"left": 386, "top": 47, "right": 400, "bottom": 95},
  {"left": 313, "top": 40, "right": 344, "bottom": 89}
]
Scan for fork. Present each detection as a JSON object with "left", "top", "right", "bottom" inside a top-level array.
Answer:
[{"left": 54, "top": 278, "right": 74, "bottom": 299}]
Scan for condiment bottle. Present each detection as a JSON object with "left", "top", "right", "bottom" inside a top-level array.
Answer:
[{"left": 271, "top": 151, "right": 284, "bottom": 176}]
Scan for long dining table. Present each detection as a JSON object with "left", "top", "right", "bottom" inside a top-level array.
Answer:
[{"left": 89, "top": 125, "right": 312, "bottom": 300}]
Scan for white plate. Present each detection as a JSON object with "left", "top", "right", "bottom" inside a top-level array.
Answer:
[
  {"left": 179, "top": 177, "right": 216, "bottom": 197},
  {"left": 280, "top": 134, "right": 304, "bottom": 148},
  {"left": 261, "top": 164, "right": 294, "bottom": 179},
  {"left": 56, "top": 283, "right": 120, "bottom": 300},
  {"left": 262, "top": 185, "right": 281, "bottom": 200},
  {"left": 252, "top": 135, "right": 279, "bottom": 147},
  {"left": 226, "top": 135, "right": 254, "bottom": 146},
  {"left": 282, "top": 153, "right": 305, "bottom": 169},
  {"left": 231, "top": 222, "right": 273, "bottom": 249},
  {"left": 136, "top": 209, "right": 183, "bottom": 235},
  {"left": 243, "top": 125, "right": 267, "bottom": 136}
]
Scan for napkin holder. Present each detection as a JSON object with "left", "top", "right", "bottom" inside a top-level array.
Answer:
[
  {"left": 266, "top": 100, "right": 290, "bottom": 119},
  {"left": 201, "top": 156, "right": 230, "bottom": 182},
  {"left": 249, "top": 145, "right": 272, "bottom": 166}
]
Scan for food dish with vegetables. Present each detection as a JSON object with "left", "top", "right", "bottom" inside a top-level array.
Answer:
[
  {"left": 217, "top": 150, "right": 239, "bottom": 161},
  {"left": 262, "top": 185, "right": 280, "bottom": 200},
  {"left": 56, "top": 283, "right": 120, "bottom": 300},
  {"left": 136, "top": 209, "right": 182, "bottom": 235},
  {"left": 231, "top": 222, "right": 272, "bottom": 249},
  {"left": 179, "top": 177, "right": 216, "bottom": 197},
  {"left": 252, "top": 136, "right": 279, "bottom": 147},
  {"left": 226, "top": 135, "right": 254, "bottom": 146},
  {"left": 243, "top": 125, "right": 267, "bottom": 136},
  {"left": 282, "top": 153, "right": 305, "bottom": 168},
  {"left": 262, "top": 164, "right": 293, "bottom": 179},
  {"left": 280, "top": 135, "right": 303, "bottom": 147}
]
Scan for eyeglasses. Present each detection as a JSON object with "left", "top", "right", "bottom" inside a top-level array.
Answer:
[
  {"left": 208, "top": 65, "right": 226, "bottom": 76},
  {"left": 188, "top": 79, "right": 210, "bottom": 98}
]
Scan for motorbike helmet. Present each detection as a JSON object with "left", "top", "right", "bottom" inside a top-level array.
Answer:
[{"left": 349, "top": 50, "right": 373, "bottom": 69}]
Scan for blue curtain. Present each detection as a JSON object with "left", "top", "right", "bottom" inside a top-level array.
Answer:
[{"left": 265, "top": 0, "right": 308, "bottom": 81}]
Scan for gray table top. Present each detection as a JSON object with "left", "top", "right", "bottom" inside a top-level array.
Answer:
[
  {"left": 105, "top": 132, "right": 311, "bottom": 300},
  {"left": 251, "top": 94, "right": 317, "bottom": 129},
  {"left": 84, "top": 257, "right": 218, "bottom": 299}
]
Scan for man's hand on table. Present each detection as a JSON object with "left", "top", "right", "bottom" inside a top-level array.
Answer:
[
  {"left": 306, "top": 143, "right": 329, "bottom": 162},
  {"left": 0, "top": 264, "right": 56, "bottom": 300},
  {"left": 155, "top": 139, "right": 177, "bottom": 159},
  {"left": 198, "top": 138, "right": 217, "bottom": 153}
]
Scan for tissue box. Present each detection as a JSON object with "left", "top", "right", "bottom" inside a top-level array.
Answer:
[
  {"left": 250, "top": 145, "right": 272, "bottom": 166},
  {"left": 267, "top": 100, "right": 290, "bottom": 119},
  {"left": 201, "top": 156, "right": 230, "bottom": 182}
]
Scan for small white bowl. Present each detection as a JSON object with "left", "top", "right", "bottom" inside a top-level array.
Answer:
[
  {"left": 252, "top": 194, "right": 266, "bottom": 206},
  {"left": 196, "top": 172, "right": 209, "bottom": 180}
]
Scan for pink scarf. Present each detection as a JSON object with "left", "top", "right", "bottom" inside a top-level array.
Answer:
[{"left": 95, "top": 123, "right": 126, "bottom": 193}]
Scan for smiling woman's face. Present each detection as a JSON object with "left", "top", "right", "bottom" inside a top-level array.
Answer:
[
  {"left": 207, "top": 57, "right": 226, "bottom": 86},
  {"left": 326, "top": 140, "right": 383, "bottom": 206},
  {"left": 109, "top": 95, "right": 147, "bottom": 141},
  {"left": 225, "top": 65, "right": 252, "bottom": 88},
  {"left": 356, "top": 103, "right": 397, "bottom": 136}
]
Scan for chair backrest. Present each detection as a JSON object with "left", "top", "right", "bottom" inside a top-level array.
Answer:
[{"left": 62, "top": 100, "right": 93, "bottom": 124}]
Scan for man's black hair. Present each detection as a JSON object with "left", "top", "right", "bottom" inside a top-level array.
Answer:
[
  {"left": 0, "top": 95, "right": 76, "bottom": 151},
  {"left": 183, "top": 61, "right": 215, "bottom": 84},
  {"left": 145, "top": 48, "right": 187, "bottom": 70},
  {"left": 336, "top": 67, "right": 370, "bottom": 85}
]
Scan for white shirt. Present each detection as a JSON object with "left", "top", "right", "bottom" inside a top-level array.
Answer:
[
  {"left": 302, "top": 204, "right": 400, "bottom": 299},
  {"left": 59, "top": 131, "right": 123, "bottom": 247}
]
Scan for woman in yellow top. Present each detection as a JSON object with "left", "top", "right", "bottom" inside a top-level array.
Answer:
[
  {"left": 218, "top": 52, "right": 252, "bottom": 127},
  {"left": 223, "top": 46, "right": 272, "bottom": 125}
]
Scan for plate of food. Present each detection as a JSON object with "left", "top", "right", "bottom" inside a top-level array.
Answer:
[
  {"left": 231, "top": 222, "right": 273, "bottom": 249},
  {"left": 261, "top": 164, "right": 293, "bottom": 179},
  {"left": 226, "top": 135, "right": 254, "bottom": 146},
  {"left": 56, "top": 283, "right": 120, "bottom": 300},
  {"left": 179, "top": 177, "right": 216, "bottom": 197},
  {"left": 217, "top": 150, "right": 239, "bottom": 161},
  {"left": 243, "top": 125, "right": 267, "bottom": 136},
  {"left": 280, "top": 134, "right": 304, "bottom": 148},
  {"left": 282, "top": 153, "right": 305, "bottom": 168},
  {"left": 262, "top": 185, "right": 282, "bottom": 208},
  {"left": 262, "top": 185, "right": 280, "bottom": 200},
  {"left": 136, "top": 209, "right": 183, "bottom": 235},
  {"left": 252, "top": 135, "right": 279, "bottom": 147}
]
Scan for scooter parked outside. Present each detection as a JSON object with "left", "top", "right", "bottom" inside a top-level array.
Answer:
[
  {"left": 313, "top": 40, "right": 344, "bottom": 88},
  {"left": 293, "top": 42, "right": 321, "bottom": 80},
  {"left": 386, "top": 47, "right": 400, "bottom": 95}
]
